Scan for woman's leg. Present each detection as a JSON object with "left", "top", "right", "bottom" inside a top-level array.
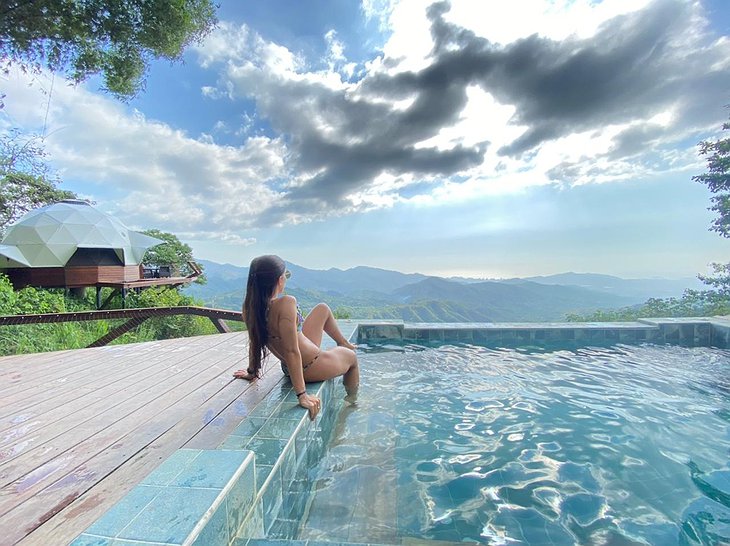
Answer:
[
  {"left": 304, "top": 347, "right": 359, "bottom": 395},
  {"left": 302, "top": 303, "right": 355, "bottom": 349}
]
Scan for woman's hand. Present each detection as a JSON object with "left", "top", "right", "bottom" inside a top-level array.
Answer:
[{"left": 298, "top": 392, "right": 322, "bottom": 420}]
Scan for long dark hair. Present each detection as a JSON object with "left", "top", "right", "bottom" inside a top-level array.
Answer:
[{"left": 243, "top": 255, "right": 286, "bottom": 377}]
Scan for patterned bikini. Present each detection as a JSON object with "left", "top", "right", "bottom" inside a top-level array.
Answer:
[{"left": 268, "top": 301, "right": 320, "bottom": 377}]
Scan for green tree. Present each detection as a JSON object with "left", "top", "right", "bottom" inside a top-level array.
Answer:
[
  {"left": 0, "top": 130, "right": 76, "bottom": 233},
  {"left": 1, "top": 0, "right": 217, "bottom": 99},
  {"left": 694, "top": 114, "right": 730, "bottom": 238},
  {"left": 141, "top": 229, "right": 206, "bottom": 284},
  {"left": 693, "top": 114, "right": 730, "bottom": 295}
]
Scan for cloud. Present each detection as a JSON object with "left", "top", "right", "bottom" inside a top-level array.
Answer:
[
  {"left": 3, "top": 0, "right": 729, "bottom": 240},
  {"left": 1, "top": 69, "right": 287, "bottom": 240},
  {"left": 196, "top": 0, "right": 730, "bottom": 219}
]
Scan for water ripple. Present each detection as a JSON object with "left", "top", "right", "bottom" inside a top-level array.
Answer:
[{"left": 303, "top": 343, "right": 730, "bottom": 545}]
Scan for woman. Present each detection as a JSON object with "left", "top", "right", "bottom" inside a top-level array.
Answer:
[{"left": 233, "top": 255, "right": 359, "bottom": 420}]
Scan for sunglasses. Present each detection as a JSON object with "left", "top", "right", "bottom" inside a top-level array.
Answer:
[{"left": 284, "top": 269, "right": 291, "bottom": 279}]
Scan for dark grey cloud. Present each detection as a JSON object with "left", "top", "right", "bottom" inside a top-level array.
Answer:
[
  {"left": 375, "top": 0, "right": 724, "bottom": 158},
  {"left": 224, "top": 0, "right": 730, "bottom": 223}
]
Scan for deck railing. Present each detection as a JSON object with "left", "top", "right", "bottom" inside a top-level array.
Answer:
[{"left": 0, "top": 306, "right": 244, "bottom": 347}]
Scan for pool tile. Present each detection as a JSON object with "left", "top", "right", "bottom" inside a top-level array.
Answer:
[
  {"left": 248, "top": 399, "right": 284, "bottom": 419},
  {"left": 220, "top": 434, "right": 252, "bottom": 449},
  {"left": 246, "top": 538, "right": 302, "bottom": 546},
  {"left": 85, "top": 484, "right": 162, "bottom": 537},
  {"left": 279, "top": 442, "right": 298, "bottom": 487},
  {"left": 189, "top": 497, "right": 228, "bottom": 546},
  {"left": 429, "top": 329, "right": 444, "bottom": 341},
  {"left": 69, "top": 535, "right": 114, "bottom": 546},
  {"left": 559, "top": 329, "right": 575, "bottom": 341},
  {"left": 271, "top": 399, "right": 307, "bottom": 421},
  {"left": 173, "top": 449, "right": 249, "bottom": 489},
  {"left": 268, "top": 516, "right": 300, "bottom": 539},
  {"left": 281, "top": 489, "right": 308, "bottom": 521},
  {"left": 141, "top": 449, "right": 201, "bottom": 486},
  {"left": 237, "top": 502, "right": 265, "bottom": 539},
  {"left": 261, "top": 467, "right": 283, "bottom": 534},
  {"left": 697, "top": 325, "right": 711, "bottom": 345},
  {"left": 227, "top": 454, "right": 257, "bottom": 538},
  {"left": 232, "top": 417, "right": 268, "bottom": 437},
  {"left": 294, "top": 424, "right": 310, "bottom": 466},
  {"left": 679, "top": 323, "right": 695, "bottom": 343},
  {"left": 587, "top": 329, "right": 605, "bottom": 341},
  {"left": 116, "top": 487, "right": 219, "bottom": 543},
  {"left": 443, "top": 330, "right": 460, "bottom": 342},
  {"left": 246, "top": 438, "right": 288, "bottom": 466},
  {"left": 255, "top": 418, "right": 300, "bottom": 440},
  {"left": 256, "top": 464, "right": 274, "bottom": 486},
  {"left": 663, "top": 324, "right": 680, "bottom": 342},
  {"left": 619, "top": 329, "right": 638, "bottom": 342}
]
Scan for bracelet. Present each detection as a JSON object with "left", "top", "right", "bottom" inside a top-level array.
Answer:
[{"left": 296, "top": 390, "right": 306, "bottom": 398}]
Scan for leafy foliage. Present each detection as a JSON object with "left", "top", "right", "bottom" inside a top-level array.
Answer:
[
  {"left": 693, "top": 115, "right": 730, "bottom": 238},
  {"left": 141, "top": 229, "right": 206, "bottom": 284},
  {"left": 1, "top": 0, "right": 217, "bottom": 99},
  {"left": 0, "top": 274, "right": 223, "bottom": 355},
  {"left": 566, "top": 291, "right": 730, "bottom": 322},
  {"left": 0, "top": 130, "right": 76, "bottom": 233}
]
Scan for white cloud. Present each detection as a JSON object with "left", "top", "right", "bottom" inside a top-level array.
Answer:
[
  {"left": 1, "top": 68, "right": 287, "bottom": 242},
  {"left": 3, "top": 0, "right": 729, "bottom": 243}
]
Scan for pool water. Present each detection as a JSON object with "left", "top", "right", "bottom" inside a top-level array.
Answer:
[{"left": 296, "top": 343, "right": 730, "bottom": 545}]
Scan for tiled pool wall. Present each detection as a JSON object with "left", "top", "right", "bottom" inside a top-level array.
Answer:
[
  {"left": 228, "top": 379, "right": 345, "bottom": 541},
  {"left": 70, "top": 378, "right": 346, "bottom": 546},
  {"left": 355, "top": 317, "right": 730, "bottom": 348}
]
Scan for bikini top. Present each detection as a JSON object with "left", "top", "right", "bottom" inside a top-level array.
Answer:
[{"left": 267, "top": 297, "right": 304, "bottom": 341}]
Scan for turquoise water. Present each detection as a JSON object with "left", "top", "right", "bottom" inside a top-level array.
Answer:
[{"left": 298, "top": 343, "right": 730, "bottom": 545}]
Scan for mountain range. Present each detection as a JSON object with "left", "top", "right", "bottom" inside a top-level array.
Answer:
[{"left": 184, "top": 260, "right": 704, "bottom": 322}]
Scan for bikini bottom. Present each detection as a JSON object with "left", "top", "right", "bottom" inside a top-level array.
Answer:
[{"left": 281, "top": 351, "right": 320, "bottom": 377}]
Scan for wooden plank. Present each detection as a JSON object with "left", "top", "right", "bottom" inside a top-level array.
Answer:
[
  {"left": 0, "top": 331, "right": 218, "bottom": 380},
  {"left": 0, "top": 335, "right": 242, "bottom": 438},
  {"left": 183, "top": 358, "right": 288, "bottom": 449},
  {"left": 11, "top": 355, "right": 283, "bottom": 545},
  {"left": 0, "top": 335, "right": 246, "bottom": 468},
  {"left": 0, "top": 334, "right": 238, "bottom": 414},
  {"left": 0, "top": 339, "right": 164, "bottom": 384},
  {"left": 0, "top": 338, "right": 244, "bottom": 495}
]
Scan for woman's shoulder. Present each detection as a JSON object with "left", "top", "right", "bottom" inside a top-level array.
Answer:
[{"left": 270, "top": 294, "right": 297, "bottom": 312}]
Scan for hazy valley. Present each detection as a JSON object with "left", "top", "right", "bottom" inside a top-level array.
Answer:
[{"left": 184, "top": 260, "right": 704, "bottom": 322}]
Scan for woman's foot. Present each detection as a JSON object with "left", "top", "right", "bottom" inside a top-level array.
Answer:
[
  {"left": 233, "top": 368, "right": 256, "bottom": 381},
  {"left": 338, "top": 340, "right": 357, "bottom": 351}
]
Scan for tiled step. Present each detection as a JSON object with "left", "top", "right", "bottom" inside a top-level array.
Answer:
[
  {"left": 68, "top": 378, "right": 340, "bottom": 545},
  {"left": 70, "top": 448, "right": 256, "bottom": 545},
  {"left": 230, "top": 380, "right": 345, "bottom": 539}
]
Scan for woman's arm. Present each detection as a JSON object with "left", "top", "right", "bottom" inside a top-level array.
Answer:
[{"left": 275, "top": 296, "right": 321, "bottom": 419}]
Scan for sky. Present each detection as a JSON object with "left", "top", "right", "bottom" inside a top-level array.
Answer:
[{"left": 2, "top": 0, "right": 730, "bottom": 279}]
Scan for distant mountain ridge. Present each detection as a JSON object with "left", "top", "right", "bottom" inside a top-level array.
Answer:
[{"left": 185, "top": 260, "right": 702, "bottom": 322}]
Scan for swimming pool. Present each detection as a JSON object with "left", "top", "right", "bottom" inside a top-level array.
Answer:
[{"left": 295, "top": 342, "right": 730, "bottom": 545}]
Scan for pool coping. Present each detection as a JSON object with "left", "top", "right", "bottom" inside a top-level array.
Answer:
[{"left": 355, "top": 316, "right": 730, "bottom": 348}]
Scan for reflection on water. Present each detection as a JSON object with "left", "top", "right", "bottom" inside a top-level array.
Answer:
[{"left": 299, "top": 343, "right": 730, "bottom": 545}]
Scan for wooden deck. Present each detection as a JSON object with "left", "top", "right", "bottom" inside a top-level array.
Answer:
[{"left": 0, "top": 332, "right": 288, "bottom": 546}]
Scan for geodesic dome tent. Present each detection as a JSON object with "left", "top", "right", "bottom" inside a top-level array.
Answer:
[{"left": 0, "top": 200, "right": 162, "bottom": 289}]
